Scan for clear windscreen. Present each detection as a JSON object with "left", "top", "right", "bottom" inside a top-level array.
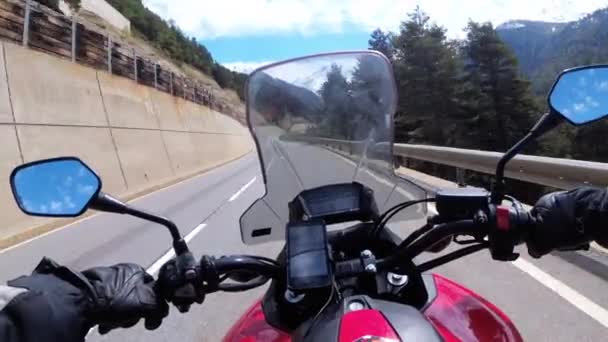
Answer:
[{"left": 241, "top": 52, "right": 428, "bottom": 244}]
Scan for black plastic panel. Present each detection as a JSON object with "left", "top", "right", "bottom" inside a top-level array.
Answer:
[{"left": 288, "top": 182, "right": 379, "bottom": 224}]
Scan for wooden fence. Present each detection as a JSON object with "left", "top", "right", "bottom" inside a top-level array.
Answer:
[{"left": 0, "top": 0, "right": 237, "bottom": 117}]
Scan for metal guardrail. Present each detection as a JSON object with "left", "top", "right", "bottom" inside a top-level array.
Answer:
[
  {"left": 289, "top": 136, "right": 608, "bottom": 190},
  {"left": 394, "top": 144, "right": 608, "bottom": 190}
]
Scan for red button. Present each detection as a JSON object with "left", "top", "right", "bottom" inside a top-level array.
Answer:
[{"left": 496, "top": 206, "right": 510, "bottom": 231}]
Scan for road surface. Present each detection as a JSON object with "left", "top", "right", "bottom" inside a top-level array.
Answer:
[{"left": 1, "top": 152, "right": 607, "bottom": 341}]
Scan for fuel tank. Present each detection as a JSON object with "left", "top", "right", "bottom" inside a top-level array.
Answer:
[
  {"left": 423, "top": 274, "right": 523, "bottom": 342},
  {"left": 222, "top": 273, "right": 523, "bottom": 342}
]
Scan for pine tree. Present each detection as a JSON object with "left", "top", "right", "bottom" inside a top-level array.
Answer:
[
  {"left": 391, "top": 7, "right": 461, "bottom": 146},
  {"left": 368, "top": 29, "right": 394, "bottom": 60},
  {"left": 458, "top": 21, "right": 539, "bottom": 151},
  {"left": 318, "top": 64, "right": 351, "bottom": 139}
]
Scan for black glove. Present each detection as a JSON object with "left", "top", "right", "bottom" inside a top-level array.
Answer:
[
  {"left": 9, "top": 258, "right": 168, "bottom": 337},
  {"left": 157, "top": 256, "right": 205, "bottom": 312},
  {"left": 83, "top": 263, "right": 169, "bottom": 334},
  {"left": 528, "top": 187, "right": 608, "bottom": 258}
]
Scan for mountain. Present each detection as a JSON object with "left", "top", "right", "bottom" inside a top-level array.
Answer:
[
  {"left": 496, "top": 20, "right": 566, "bottom": 76},
  {"left": 497, "top": 8, "right": 608, "bottom": 95}
]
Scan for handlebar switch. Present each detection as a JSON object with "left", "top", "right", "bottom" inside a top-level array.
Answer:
[
  {"left": 487, "top": 205, "right": 528, "bottom": 261},
  {"left": 435, "top": 188, "right": 490, "bottom": 222}
]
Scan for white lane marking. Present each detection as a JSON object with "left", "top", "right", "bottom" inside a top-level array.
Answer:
[
  {"left": 512, "top": 257, "right": 608, "bottom": 328},
  {"left": 428, "top": 201, "right": 608, "bottom": 326},
  {"left": 229, "top": 177, "right": 257, "bottom": 202},
  {"left": 0, "top": 155, "right": 255, "bottom": 255},
  {"left": 146, "top": 223, "right": 207, "bottom": 275},
  {"left": 147, "top": 175, "right": 258, "bottom": 275}
]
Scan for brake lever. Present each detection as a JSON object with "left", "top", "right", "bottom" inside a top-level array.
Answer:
[{"left": 453, "top": 235, "right": 482, "bottom": 245}]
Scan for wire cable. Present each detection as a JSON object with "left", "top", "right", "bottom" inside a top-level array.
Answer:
[{"left": 373, "top": 198, "right": 434, "bottom": 235}]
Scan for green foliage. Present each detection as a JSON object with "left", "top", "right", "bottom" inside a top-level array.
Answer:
[
  {"left": 457, "top": 21, "right": 538, "bottom": 151},
  {"left": 318, "top": 64, "right": 351, "bottom": 138},
  {"left": 391, "top": 7, "right": 462, "bottom": 146},
  {"left": 497, "top": 7, "right": 608, "bottom": 162},
  {"left": 377, "top": 8, "right": 551, "bottom": 194},
  {"left": 105, "top": 0, "right": 246, "bottom": 98},
  {"left": 368, "top": 29, "right": 393, "bottom": 60},
  {"left": 212, "top": 63, "right": 234, "bottom": 89}
]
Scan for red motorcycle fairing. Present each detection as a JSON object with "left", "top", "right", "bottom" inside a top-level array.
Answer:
[
  {"left": 223, "top": 300, "right": 291, "bottom": 342},
  {"left": 338, "top": 309, "right": 399, "bottom": 342},
  {"left": 223, "top": 274, "right": 523, "bottom": 342},
  {"left": 423, "top": 274, "right": 523, "bottom": 342}
]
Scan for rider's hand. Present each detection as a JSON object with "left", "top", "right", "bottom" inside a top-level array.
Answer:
[
  {"left": 83, "top": 263, "right": 169, "bottom": 334},
  {"left": 9, "top": 258, "right": 168, "bottom": 337},
  {"left": 528, "top": 187, "right": 608, "bottom": 258}
]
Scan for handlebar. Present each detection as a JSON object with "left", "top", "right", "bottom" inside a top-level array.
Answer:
[
  {"left": 332, "top": 219, "right": 481, "bottom": 279},
  {"left": 213, "top": 255, "right": 280, "bottom": 277},
  {"left": 163, "top": 200, "right": 535, "bottom": 307},
  {"left": 334, "top": 201, "right": 535, "bottom": 278}
]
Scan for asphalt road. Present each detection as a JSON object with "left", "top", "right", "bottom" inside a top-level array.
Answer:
[{"left": 1, "top": 151, "right": 608, "bottom": 341}]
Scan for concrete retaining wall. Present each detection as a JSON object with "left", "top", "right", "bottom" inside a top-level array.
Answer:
[{"left": 0, "top": 41, "right": 253, "bottom": 246}]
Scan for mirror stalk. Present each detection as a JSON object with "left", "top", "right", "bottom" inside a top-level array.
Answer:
[
  {"left": 491, "top": 113, "right": 562, "bottom": 204},
  {"left": 91, "top": 192, "right": 189, "bottom": 255}
]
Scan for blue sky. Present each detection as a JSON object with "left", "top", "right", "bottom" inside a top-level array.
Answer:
[
  {"left": 202, "top": 30, "right": 370, "bottom": 70},
  {"left": 143, "top": 0, "right": 608, "bottom": 73}
]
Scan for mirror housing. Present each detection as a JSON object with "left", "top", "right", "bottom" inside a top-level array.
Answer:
[
  {"left": 10, "top": 157, "right": 101, "bottom": 217},
  {"left": 10, "top": 156, "right": 191, "bottom": 255},
  {"left": 549, "top": 65, "right": 608, "bottom": 125},
  {"left": 492, "top": 65, "right": 608, "bottom": 203}
]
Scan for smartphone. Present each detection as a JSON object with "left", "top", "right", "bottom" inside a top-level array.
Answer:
[{"left": 286, "top": 220, "right": 332, "bottom": 291}]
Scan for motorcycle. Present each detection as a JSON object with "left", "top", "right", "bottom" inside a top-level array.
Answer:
[{"left": 8, "top": 52, "right": 608, "bottom": 341}]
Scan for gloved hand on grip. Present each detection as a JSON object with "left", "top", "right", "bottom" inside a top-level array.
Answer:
[
  {"left": 6, "top": 258, "right": 169, "bottom": 341},
  {"left": 82, "top": 263, "right": 169, "bottom": 334},
  {"left": 157, "top": 257, "right": 205, "bottom": 312},
  {"left": 527, "top": 186, "right": 608, "bottom": 258}
]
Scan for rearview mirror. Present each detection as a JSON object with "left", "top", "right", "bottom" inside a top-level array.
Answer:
[
  {"left": 549, "top": 65, "right": 608, "bottom": 125},
  {"left": 10, "top": 157, "right": 101, "bottom": 217}
]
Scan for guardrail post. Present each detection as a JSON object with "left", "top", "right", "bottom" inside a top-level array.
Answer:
[
  {"left": 107, "top": 36, "right": 112, "bottom": 74},
  {"left": 170, "top": 72, "right": 174, "bottom": 95},
  {"left": 153, "top": 63, "right": 158, "bottom": 89},
  {"left": 456, "top": 168, "right": 466, "bottom": 187},
  {"left": 71, "top": 15, "right": 77, "bottom": 62},
  {"left": 22, "top": 0, "right": 32, "bottom": 47},
  {"left": 133, "top": 48, "right": 138, "bottom": 82}
]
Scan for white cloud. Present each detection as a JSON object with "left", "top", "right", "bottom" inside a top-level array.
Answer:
[
  {"left": 574, "top": 102, "right": 586, "bottom": 112},
  {"left": 51, "top": 201, "right": 63, "bottom": 211},
  {"left": 223, "top": 60, "right": 276, "bottom": 73},
  {"left": 144, "top": 0, "right": 608, "bottom": 39},
  {"left": 585, "top": 96, "right": 600, "bottom": 108}
]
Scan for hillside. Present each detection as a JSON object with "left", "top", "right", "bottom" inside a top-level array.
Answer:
[
  {"left": 496, "top": 20, "right": 566, "bottom": 76},
  {"left": 104, "top": 0, "right": 247, "bottom": 101},
  {"left": 497, "top": 7, "right": 608, "bottom": 95}
]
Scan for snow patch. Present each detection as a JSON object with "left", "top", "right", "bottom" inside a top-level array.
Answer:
[{"left": 498, "top": 21, "right": 526, "bottom": 30}]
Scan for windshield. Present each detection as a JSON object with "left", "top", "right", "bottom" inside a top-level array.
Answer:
[{"left": 241, "top": 52, "right": 428, "bottom": 244}]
